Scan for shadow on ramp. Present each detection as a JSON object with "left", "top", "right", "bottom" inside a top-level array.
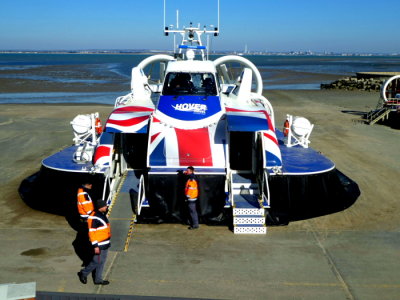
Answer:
[{"left": 341, "top": 110, "right": 367, "bottom": 116}]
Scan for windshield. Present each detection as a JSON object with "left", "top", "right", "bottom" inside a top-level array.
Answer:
[{"left": 163, "top": 72, "right": 217, "bottom": 96}]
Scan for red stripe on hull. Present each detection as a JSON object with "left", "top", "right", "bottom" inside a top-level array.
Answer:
[
  {"left": 263, "top": 132, "right": 278, "bottom": 145},
  {"left": 114, "top": 106, "right": 154, "bottom": 113},
  {"left": 175, "top": 128, "right": 213, "bottom": 166},
  {"left": 151, "top": 132, "right": 161, "bottom": 143},
  {"left": 106, "top": 115, "right": 149, "bottom": 127},
  {"left": 93, "top": 146, "right": 111, "bottom": 164}
]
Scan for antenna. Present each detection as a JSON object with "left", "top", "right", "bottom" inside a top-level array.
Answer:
[
  {"left": 163, "top": 0, "right": 166, "bottom": 30},
  {"left": 163, "top": 0, "right": 220, "bottom": 59},
  {"left": 217, "top": 0, "right": 220, "bottom": 34},
  {"left": 163, "top": 0, "right": 219, "bottom": 36}
]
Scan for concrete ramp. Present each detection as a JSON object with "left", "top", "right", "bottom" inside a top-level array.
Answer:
[{"left": 108, "top": 170, "right": 140, "bottom": 251}]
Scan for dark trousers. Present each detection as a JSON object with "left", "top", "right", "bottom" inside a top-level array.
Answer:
[
  {"left": 81, "top": 248, "right": 108, "bottom": 283},
  {"left": 188, "top": 201, "right": 199, "bottom": 228}
]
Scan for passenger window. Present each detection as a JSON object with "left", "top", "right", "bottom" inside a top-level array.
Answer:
[{"left": 163, "top": 72, "right": 217, "bottom": 96}]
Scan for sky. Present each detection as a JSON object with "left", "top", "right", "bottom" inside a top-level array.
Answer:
[{"left": 1, "top": 0, "right": 399, "bottom": 53}]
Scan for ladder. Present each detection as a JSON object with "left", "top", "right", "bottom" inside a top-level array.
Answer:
[{"left": 231, "top": 172, "right": 266, "bottom": 234}]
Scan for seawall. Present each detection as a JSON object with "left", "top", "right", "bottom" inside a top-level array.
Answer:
[{"left": 321, "top": 72, "right": 400, "bottom": 91}]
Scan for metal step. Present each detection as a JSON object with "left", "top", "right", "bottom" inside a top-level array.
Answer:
[
  {"left": 233, "top": 215, "right": 265, "bottom": 225},
  {"left": 234, "top": 224, "right": 267, "bottom": 234},
  {"left": 232, "top": 187, "right": 259, "bottom": 195},
  {"left": 233, "top": 194, "right": 260, "bottom": 208},
  {"left": 232, "top": 181, "right": 258, "bottom": 188},
  {"left": 232, "top": 173, "right": 256, "bottom": 183},
  {"left": 231, "top": 172, "right": 267, "bottom": 234},
  {"left": 232, "top": 193, "right": 264, "bottom": 216},
  {"left": 233, "top": 207, "right": 264, "bottom": 216}
]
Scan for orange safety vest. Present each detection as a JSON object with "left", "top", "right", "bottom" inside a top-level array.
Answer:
[
  {"left": 185, "top": 179, "right": 199, "bottom": 200},
  {"left": 87, "top": 211, "right": 111, "bottom": 249},
  {"left": 77, "top": 187, "right": 94, "bottom": 218}
]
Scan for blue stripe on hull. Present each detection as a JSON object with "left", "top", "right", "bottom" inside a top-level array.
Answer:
[
  {"left": 149, "top": 138, "right": 166, "bottom": 166},
  {"left": 265, "top": 151, "right": 282, "bottom": 167},
  {"left": 227, "top": 115, "right": 269, "bottom": 131},
  {"left": 105, "top": 126, "right": 148, "bottom": 134},
  {"left": 158, "top": 95, "right": 222, "bottom": 121}
]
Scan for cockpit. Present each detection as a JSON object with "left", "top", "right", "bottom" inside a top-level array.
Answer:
[{"left": 162, "top": 72, "right": 218, "bottom": 96}]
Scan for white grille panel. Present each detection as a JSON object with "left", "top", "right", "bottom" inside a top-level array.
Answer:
[
  {"left": 233, "top": 208, "right": 264, "bottom": 216},
  {"left": 234, "top": 216, "right": 265, "bottom": 225},
  {"left": 234, "top": 226, "right": 267, "bottom": 234}
]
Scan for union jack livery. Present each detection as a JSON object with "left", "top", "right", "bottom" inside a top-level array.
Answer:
[
  {"left": 104, "top": 106, "right": 154, "bottom": 134},
  {"left": 40, "top": 18, "right": 359, "bottom": 234}
]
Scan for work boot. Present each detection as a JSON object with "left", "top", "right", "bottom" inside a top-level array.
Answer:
[
  {"left": 94, "top": 280, "right": 110, "bottom": 285},
  {"left": 77, "top": 271, "right": 87, "bottom": 284}
]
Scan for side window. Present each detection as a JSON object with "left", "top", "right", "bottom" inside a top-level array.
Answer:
[{"left": 200, "top": 74, "right": 217, "bottom": 95}]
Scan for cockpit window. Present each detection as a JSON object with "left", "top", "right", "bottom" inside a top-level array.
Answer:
[{"left": 163, "top": 72, "right": 217, "bottom": 96}]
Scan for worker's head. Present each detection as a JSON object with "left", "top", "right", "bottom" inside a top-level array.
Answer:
[
  {"left": 96, "top": 200, "right": 108, "bottom": 213},
  {"left": 83, "top": 182, "right": 93, "bottom": 189},
  {"left": 186, "top": 166, "right": 195, "bottom": 175}
]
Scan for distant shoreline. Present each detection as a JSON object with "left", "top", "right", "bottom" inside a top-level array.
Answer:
[
  {"left": 0, "top": 51, "right": 164, "bottom": 56},
  {"left": 1, "top": 50, "right": 399, "bottom": 57}
]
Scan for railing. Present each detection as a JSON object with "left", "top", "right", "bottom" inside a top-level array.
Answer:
[
  {"left": 102, "top": 168, "right": 113, "bottom": 205},
  {"left": 367, "top": 107, "right": 392, "bottom": 124},
  {"left": 101, "top": 145, "right": 128, "bottom": 205},
  {"left": 366, "top": 107, "right": 387, "bottom": 121},
  {"left": 228, "top": 171, "right": 234, "bottom": 207},
  {"left": 137, "top": 174, "right": 146, "bottom": 215},
  {"left": 262, "top": 170, "right": 270, "bottom": 208},
  {"left": 385, "top": 98, "right": 400, "bottom": 106},
  {"left": 366, "top": 97, "right": 400, "bottom": 124}
]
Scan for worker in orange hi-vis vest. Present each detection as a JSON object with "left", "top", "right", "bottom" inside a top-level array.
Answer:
[
  {"left": 77, "top": 200, "right": 111, "bottom": 286},
  {"left": 77, "top": 182, "right": 94, "bottom": 220},
  {"left": 184, "top": 166, "right": 199, "bottom": 230}
]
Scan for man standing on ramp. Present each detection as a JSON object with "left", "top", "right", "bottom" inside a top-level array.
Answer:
[{"left": 185, "top": 166, "right": 199, "bottom": 230}]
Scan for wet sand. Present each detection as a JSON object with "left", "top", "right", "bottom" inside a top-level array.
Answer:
[
  {"left": 0, "top": 64, "right": 129, "bottom": 93},
  {"left": 1, "top": 89, "right": 400, "bottom": 298}
]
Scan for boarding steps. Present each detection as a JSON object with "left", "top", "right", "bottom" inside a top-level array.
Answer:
[
  {"left": 367, "top": 106, "right": 391, "bottom": 124},
  {"left": 231, "top": 173, "right": 267, "bottom": 234}
]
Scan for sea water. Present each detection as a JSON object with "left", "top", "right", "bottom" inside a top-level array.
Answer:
[{"left": 1, "top": 53, "right": 400, "bottom": 104}]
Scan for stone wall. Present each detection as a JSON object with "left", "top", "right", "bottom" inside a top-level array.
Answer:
[{"left": 320, "top": 76, "right": 383, "bottom": 91}]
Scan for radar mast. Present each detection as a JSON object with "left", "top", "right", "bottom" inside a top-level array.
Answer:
[{"left": 163, "top": 0, "right": 220, "bottom": 60}]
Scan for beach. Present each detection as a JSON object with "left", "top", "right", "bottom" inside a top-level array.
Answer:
[{"left": 1, "top": 77, "right": 400, "bottom": 298}]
